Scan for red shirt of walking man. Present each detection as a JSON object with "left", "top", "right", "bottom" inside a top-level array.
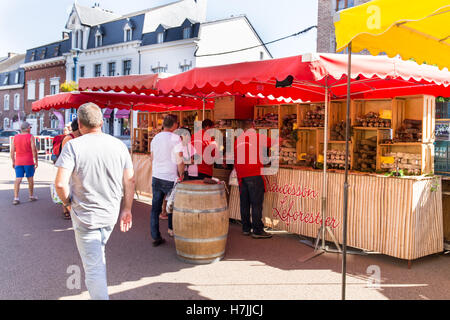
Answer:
[
  {"left": 234, "top": 120, "right": 273, "bottom": 239},
  {"left": 10, "top": 122, "right": 38, "bottom": 205}
]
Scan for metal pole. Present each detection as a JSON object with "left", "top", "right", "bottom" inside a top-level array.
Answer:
[
  {"left": 342, "top": 42, "right": 352, "bottom": 301},
  {"left": 321, "top": 86, "right": 329, "bottom": 249},
  {"left": 202, "top": 98, "right": 205, "bottom": 120}
]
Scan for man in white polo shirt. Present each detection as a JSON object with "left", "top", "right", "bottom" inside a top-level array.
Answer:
[{"left": 150, "top": 114, "right": 185, "bottom": 246}]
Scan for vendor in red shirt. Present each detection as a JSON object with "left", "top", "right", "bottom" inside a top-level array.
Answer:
[
  {"left": 189, "top": 119, "right": 217, "bottom": 180},
  {"left": 234, "top": 120, "right": 273, "bottom": 239}
]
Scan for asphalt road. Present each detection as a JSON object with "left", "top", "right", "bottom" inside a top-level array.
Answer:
[{"left": 0, "top": 152, "right": 448, "bottom": 300}]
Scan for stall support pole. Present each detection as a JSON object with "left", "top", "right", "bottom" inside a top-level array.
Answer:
[
  {"left": 321, "top": 87, "right": 328, "bottom": 249},
  {"left": 342, "top": 41, "right": 352, "bottom": 301},
  {"left": 202, "top": 98, "right": 206, "bottom": 120},
  {"left": 298, "top": 85, "right": 341, "bottom": 263}
]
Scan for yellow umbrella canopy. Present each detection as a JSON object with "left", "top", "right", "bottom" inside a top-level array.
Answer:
[{"left": 334, "top": 0, "right": 450, "bottom": 69}]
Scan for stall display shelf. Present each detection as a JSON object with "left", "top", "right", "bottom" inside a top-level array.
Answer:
[{"left": 251, "top": 96, "right": 435, "bottom": 174}]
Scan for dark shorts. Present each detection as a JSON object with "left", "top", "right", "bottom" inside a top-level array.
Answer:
[{"left": 15, "top": 165, "right": 35, "bottom": 178}]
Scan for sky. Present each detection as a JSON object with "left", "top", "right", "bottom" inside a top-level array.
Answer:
[{"left": 0, "top": 0, "right": 318, "bottom": 59}]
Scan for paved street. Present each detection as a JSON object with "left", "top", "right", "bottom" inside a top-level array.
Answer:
[{"left": 0, "top": 152, "right": 448, "bottom": 300}]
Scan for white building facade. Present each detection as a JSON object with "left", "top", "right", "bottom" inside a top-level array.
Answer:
[{"left": 63, "top": 0, "right": 271, "bottom": 137}]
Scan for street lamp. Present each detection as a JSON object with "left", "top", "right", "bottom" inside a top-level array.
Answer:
[
  {"left": 70, "top": 48, "right": 82, "bottom": 122},
  {"left": 71, "top": 48, "right": 82, "bottom": 84}
]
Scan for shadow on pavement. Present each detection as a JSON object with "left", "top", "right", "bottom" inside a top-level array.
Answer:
[{"left": 0, "top": 180, "right": 448, "bottom": 300}]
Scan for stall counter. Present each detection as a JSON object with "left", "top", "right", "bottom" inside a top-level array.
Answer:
[{"left": 229, "top": 167, "right": 444, "bottom": 261}]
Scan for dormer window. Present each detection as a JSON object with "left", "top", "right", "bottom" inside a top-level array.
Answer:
[
  {"left": 40, "top": 48, "right": 46, "bottom": 60},
  {"left": 30, "top": 51, "right": 36, "bottom": 61},
  {"left": 123, "top": 20, "right": 134, "bottom": 42},
  {"left": 183, "top": 27, "right": 191, "bottom": 39},
  {"left": 157, "top": 32, "right": 164, "bottom": 44},
  {"left": 53, "top": 45, "right": 60, "bottom": 57},
  {"left": 96, "top": 34, "right": 102, "bottom": 47},
  {"left": 3, "top": 75, "right": 9, "bottom": 85},
  {"left": 15, "top": 72, "right": 19, "bottom": 84}
]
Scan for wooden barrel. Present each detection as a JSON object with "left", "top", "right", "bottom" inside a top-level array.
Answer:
[{"left": 173, "top": 180, "right": 229, "bottom": 264}]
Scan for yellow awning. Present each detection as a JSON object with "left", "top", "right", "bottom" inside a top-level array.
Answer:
[{"left": 334, "top": 0, "right": 450, "bottom": 70}]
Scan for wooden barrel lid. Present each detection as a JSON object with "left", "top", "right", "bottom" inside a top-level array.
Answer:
[{"left": 177, "top": 180, "right": 224, "bottom": 191}]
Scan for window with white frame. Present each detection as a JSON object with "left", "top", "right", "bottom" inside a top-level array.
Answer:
[
  {"left": 157, "top": 32, "right": 164, "bottom": 44},
  {"left": 80, "top": 66, "right": 85, "bottom": 78},
  {"left": 39, "top": 79, "right": 45, "bottom": 99},
  {"left": 50, "top": 78, "right": 59, "bottom": 95},
  {"left": 14, "top": 94, "right": 20, "bottom": 110},
  {"left": 183, "top": 27, "right": 191, "bottom": 39},
  {"left": 3, "top": 117, "right": 9, "bottom": 129},
  {"left": 3, "top": 74, "right": 8, "bottom": 85},
  {"left": 123, "top": 60, "right": 131, "bottom": 75},
  {"left": 15, "top": 72, "right": 19, "bottom": 84},
  {"left": 95, "top": 31, "right": 102, "bottom": 47},
  {"left": 27, "top": 80, "right": 36, "bottom": 100},
  {"left": 94, "top": 64, "right": 102, "bottom": 77},
  {"left": 4, "top": 94, "right": 10, "bottom": 110},
  {"left": 108, "top": 62, "right": 116, "bottom": 76},
  {"left": 79, "top": 30, "right": 84, "bottom": 49},
  {"left": 124, "top": 21, "right": 133, "bottom": 42}
]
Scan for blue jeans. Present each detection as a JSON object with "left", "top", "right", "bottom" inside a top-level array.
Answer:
[
  {"left": 151, "top": 177, "right": 174, "bottom": 240},
  {"left": 72, "top": 219, "right": 114, "bottom": 300}
]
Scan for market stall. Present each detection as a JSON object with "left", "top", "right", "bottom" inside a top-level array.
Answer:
[{"left": 155, "top": 53, "right": 450, "bottom": 263}]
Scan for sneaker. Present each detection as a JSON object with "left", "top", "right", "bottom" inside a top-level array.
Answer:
[
  {"left": 251, "top": 231, "right": 272, "bottom": 239},
  {"left": 152, "top": 238, "right": 166, "bottom": 247},
  {"left": 242, "top": 231, "right": 251, "bottom": 236},
  {"left": 12, "top": 199, "right": 20, "bottom": 205}
]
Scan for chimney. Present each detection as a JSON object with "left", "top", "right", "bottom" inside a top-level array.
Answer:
[
  {"left": 62, "top": 31, "right": 70, "bottom": 40},
  {"left": 8, "top": 52, "right": 19, "bottom": 58}
]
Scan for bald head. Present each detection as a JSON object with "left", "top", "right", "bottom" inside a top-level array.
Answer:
[{"left": 77, "top": 103, "right": 103, "bottom": 129}]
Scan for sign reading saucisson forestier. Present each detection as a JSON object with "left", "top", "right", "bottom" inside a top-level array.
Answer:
[{"left": 263, "top": 175, "right": 341, "bottom": 229}]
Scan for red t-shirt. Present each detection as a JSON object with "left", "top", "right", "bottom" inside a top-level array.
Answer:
[
  {"left": 234, "top": 129, "right": 272, "bottom": 179},
  {"left": 191, "top": 129, "right": 216, "bottom": 176},
  {"left": 14, "top": 133, "right": 35, "bottom": 166}
]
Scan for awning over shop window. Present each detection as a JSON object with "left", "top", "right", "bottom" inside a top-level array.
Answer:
[
  {"left": 103, "top": 108, "right": 113, "bottom": 118},
  {"left": 115, "top": 109, "right": 130, "bottom": 119}
]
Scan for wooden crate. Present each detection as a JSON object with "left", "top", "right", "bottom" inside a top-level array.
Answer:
[
  {"left": 137, "top": 112, "right": 150, "bottom": 129},
  {"left": 298, "top": 103, "right": 325, "bottom": 128},
  {"left": 392, "top": 95, "right": 435, "bottom": 143},
  {"left": 133, "top": 128, "right": 149, "bottom": 153},
  {"left": 214, "top": 96, "right": 255, "bottom": 120},
  {"left": 254, "top": 105, "right": 279, "bottom": 128}
]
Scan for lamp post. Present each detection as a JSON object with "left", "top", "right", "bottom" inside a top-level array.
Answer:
[{"left": 70, "top": 48, "right": 82, "bottom": 122}]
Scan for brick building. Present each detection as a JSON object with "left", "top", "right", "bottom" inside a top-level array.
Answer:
[
  {"left": 0, "top": 53, "right": 25, "bottom": 130},
  {"left": 21, "top": 37, "right": 71, "bottom": 135},
  {"left": 317, "top": 0, "right": 370, "bottom": 53}
]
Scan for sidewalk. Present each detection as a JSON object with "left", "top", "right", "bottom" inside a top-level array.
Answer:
[{"left": 0, "top": 152, "right": 448, "bottom": 300}]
